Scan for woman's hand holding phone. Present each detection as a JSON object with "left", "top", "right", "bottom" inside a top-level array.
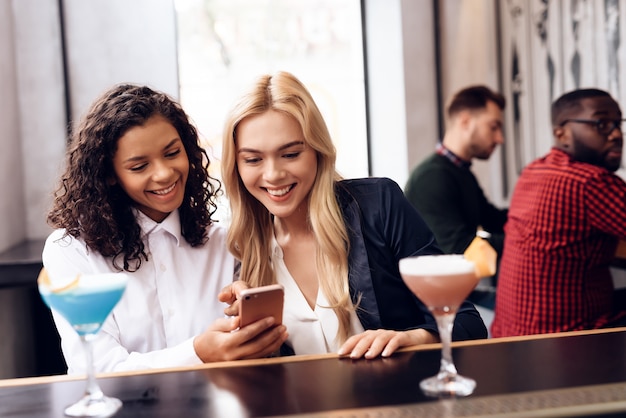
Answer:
[
  {"left": 194, "top": 282, "right": 287, "bottom": 361},
  {"left": 218, "top": 280, "right": 251, "bottom": 317},
  {"left": 193, "top": 314, "right": 287, "bottom": 362},
  {"left": 219, "top": 282, "right": 285, "bottom": 328}
]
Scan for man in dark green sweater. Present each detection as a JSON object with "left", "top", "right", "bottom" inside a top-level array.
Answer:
[{"left": 404, "top": 86, "right": 508, "bottom": 305}]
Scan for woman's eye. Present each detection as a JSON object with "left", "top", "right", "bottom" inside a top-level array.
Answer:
[
  {"left": 165, "top": 149, "right": 181, "bottom": 158},
  {"left": 130, "top": 163, "right": 147, "bottom": 172},
  {"left": 284, "top": 152, "right": 300, "bottom": 159},
  {"left": 243, "top": 157, "right": 260, "bottom": 164}
]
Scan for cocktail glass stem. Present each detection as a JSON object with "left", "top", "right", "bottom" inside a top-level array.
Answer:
[
  {"left": 419, "top": 310, "right": 476, "bottom": 397},
  {"left": 435, "top": 312, "right": 459, "bottom": 378},
  {"left": 63, "top": 333, "right": 121, "bottom": 417},
  {"left": 83, "top": 334, "right": 103, "bottom": 400}
]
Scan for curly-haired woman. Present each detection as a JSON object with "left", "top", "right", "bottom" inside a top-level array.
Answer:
[{"left": 44, "top": 84, "right": 287, "bottom": 374}]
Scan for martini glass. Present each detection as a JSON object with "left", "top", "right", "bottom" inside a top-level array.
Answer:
[
  {"left": 399, "top": 254, "right": 480, "bottom": 397},
  {"left": 38, "top": 270, "right": 129, "bottom": 417}
]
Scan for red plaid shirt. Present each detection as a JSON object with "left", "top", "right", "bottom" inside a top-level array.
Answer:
[{"left": 492, "top": 148, "right": 626, "bottom": 337}]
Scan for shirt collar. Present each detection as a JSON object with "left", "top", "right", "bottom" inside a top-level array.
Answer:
[
  {"left": 436, "top": 143, "right": 472, "bottom": 169},
  {"left": 134, "top": 209, "right": 183, "bottom": 247}
]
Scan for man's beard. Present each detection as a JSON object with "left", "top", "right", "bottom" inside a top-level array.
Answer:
[{"left": 571, "top": 138, "right": 621, "bottom": 172}]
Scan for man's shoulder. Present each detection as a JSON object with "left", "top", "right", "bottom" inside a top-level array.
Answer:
[
  {"left": 405, "top": 153, "right": 466, "bottom": 195},
  {"left": 409, "top": 153, "right": 458, "bottom": 178},
  {"left": 413, "top": 152, "right": 447, "bottom": 170},
  {"left": 527, "top": 149, "right": 626, "bottom": 185}
]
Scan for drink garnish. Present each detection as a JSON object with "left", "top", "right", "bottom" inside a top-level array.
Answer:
[
  {"left": 463, "top": 236, "right": 497, "bottom": 278},
  {"left": 37, "top": 268, "right": 81, "bottom": 293}
]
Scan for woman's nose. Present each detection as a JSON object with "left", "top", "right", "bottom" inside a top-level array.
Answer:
[
  {"left": 152, "top": 161, "right": 174, "bottom": 181},
  {"left": 263, "top": 160, "right": 285, "bottom": 181}
]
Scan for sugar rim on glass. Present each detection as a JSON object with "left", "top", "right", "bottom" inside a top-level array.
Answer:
[
  {"left": 399, "top": 254, "right": 476, "bottom": 276},
  {"left": 39, "top": 272, "right": 129, "bottom": 294}
]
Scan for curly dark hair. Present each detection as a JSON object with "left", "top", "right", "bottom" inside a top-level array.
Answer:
[{"left": 47, "top": 84, "right": 221, "bottom": 271}]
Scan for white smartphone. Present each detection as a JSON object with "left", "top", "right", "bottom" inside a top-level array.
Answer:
[{"left": 239, "top": 284, "right": 284, "bottom": 328}]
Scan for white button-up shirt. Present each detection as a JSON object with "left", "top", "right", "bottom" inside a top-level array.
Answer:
[{"left": 42, "top": 210, "right": 236, "bottom": 374}]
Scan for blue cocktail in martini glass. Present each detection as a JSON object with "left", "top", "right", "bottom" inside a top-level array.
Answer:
[{"left": 38, "top": 270, "right": 129, "bottom": 417}]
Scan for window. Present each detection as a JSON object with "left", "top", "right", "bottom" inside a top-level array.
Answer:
[{"left": 175, "top": 0, "right": 368, "bottom": 191}]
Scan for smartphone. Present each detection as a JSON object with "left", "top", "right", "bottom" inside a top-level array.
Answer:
[{"left": 239, "top": 284, "right": 284, "bottom": 328}]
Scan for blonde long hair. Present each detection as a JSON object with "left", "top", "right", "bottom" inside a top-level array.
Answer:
[{"left": 221, "top": 71, "right": 354, "bottom": 342}]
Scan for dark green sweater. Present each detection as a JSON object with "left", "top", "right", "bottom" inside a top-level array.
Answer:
[{"left": 404, "top": 153, "right": 507, "bottom": 257}]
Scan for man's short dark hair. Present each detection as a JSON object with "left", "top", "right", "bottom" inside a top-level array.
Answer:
[
  {"left": 447, "top": 85, "right": 505, "bottom": 118},
  {"left": 551, "top": 88, "right": 613, "bottom": 126}
]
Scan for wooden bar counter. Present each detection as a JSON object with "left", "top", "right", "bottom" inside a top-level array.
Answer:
[{"left": 2, "top": 328, "right": 626, "bottom": 417}]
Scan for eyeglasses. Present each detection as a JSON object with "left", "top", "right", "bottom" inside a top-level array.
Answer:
[{"left": 560, "top": 118, "right": 626, "bottom": 136}]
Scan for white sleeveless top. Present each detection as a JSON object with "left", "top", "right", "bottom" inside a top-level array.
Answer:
[{"left": 271, "top": 237, "right": 364, "bottom": 354}]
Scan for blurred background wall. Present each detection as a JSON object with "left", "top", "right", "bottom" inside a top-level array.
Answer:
[{"left": 1, "top": 0, "right": 624, "bottom": 378}]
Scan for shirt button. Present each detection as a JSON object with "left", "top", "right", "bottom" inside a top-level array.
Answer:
[{"left": 160, "top": 264, "right": 166, "bottom": 272}]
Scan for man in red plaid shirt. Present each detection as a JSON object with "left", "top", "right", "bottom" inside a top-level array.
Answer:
[{"left": 492, "top": 88, "right": 626, "bottom": 337}]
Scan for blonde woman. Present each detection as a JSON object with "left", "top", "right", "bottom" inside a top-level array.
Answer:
[{"left": 221, "top": 72, "right": 487, "bottom": 359}]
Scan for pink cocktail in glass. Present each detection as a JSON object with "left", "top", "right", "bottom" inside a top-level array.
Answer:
[{"left": 399, "top": 254, "right": 479, "bottom": 397}]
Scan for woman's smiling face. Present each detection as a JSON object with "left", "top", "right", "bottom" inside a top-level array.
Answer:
[
  {"left": 112, "top": 115, "right": 189, "bottom": 222},
  {"left": 235, "top": 110, "right": 318, "bottom": 221}
]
